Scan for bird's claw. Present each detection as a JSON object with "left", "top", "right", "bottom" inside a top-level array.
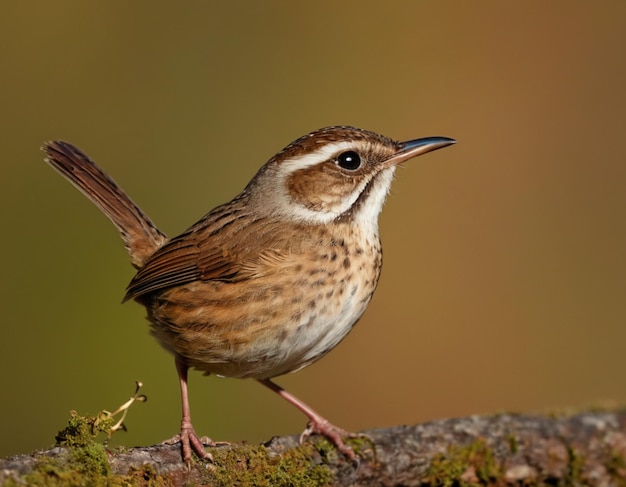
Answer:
[
  {"left": 179, "top": 423, "right": 215, "bottom": 464},
  {"left": 300, "top": 419, "right": 365, "bottom": 461}
]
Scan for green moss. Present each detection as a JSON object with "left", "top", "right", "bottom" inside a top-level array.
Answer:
[
  {"left": 1, "top": 383, "right": 171, "bottom": 487},
  {"left": 9, "top": 441, "right": 174, "bottom": 486},
  {"left": 506, "top": 434, "right": 519, "bottom": 454},
  {"left": 606, "top": 448, "right": 626, "bottom": 486},
  {"left": 13, "top": 410, "right": 115, "bottom": 486},
  {"left": 564, "top": 444, "right": 585, "bottom": 486},
  {"left": 54, "top": 409, "right": 115, "bottom": 448},
  {"left": 425, "top": 438, "right": 502, "bottom": 486},
  {"left": 207, "top": 443, "right": 334, "bottom": 487},
  {"left": 3, "top": 380, "right": 336, "bottom": 486},
  {"left": 299, "top": 434, "right": 374, "bottom": 465},
  {"left": 346, "top": 435, "right": 377, "bottom": 461},
  {"left": 313, "top": 437, "right": 338, "bottom": 460},
  {"left": 14, "top": 452, "right": 174, "bottom": 487},
  {"left": 8, "top": 406, "right": 172, "bottom": 487},
  {"left": 5, "top": 414, "right": 333, "bottom": 486}
]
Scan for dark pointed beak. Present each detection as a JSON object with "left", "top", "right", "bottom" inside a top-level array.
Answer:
[{"left": 384, "top": 136, "right": 456, "bottom": 167}]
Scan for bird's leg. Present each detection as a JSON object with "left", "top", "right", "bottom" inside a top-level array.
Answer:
[
  {"left": 175, "top": 357, "right": 214, "bottom": 463},
  {"left": 258, "top": 378, "right": 358, "bottom": 460}
]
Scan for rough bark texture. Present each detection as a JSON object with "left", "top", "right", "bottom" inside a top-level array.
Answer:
[{"left": 2, "top": 411, "right": 626, "bottom": 486}]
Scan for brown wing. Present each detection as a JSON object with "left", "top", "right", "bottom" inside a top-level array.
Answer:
[
  {"left": 123, "top": 201, "right": 298, "bottom": 302},
  {"left": 123, "top": 235, "right": 204, "bottom": 301}
]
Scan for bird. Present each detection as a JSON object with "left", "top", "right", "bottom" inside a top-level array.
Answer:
[{"left": 42, "top": 126, "right": 455, "bottom": 463}]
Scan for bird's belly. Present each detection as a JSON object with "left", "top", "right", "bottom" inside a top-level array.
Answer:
[{"left": 146, "top": 255, "right": 380, "bottom": 379}]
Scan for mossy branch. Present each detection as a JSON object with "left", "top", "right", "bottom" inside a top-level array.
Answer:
[{"left": 2, "top": 411, "right": 626, "bottom": 486}]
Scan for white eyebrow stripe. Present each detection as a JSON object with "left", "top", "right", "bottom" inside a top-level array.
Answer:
[{"left": 280, "top": 141, "right": 356, "bottom": 174}]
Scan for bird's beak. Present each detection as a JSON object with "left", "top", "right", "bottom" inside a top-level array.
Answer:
[{"left": 384, "top": 136, "right": 456, "bottom": 168}]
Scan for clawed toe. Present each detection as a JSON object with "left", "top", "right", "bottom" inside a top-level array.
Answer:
[
  {"left": 257, "top": 379, "right": 373, "bottom": 462},
  {"left": 180, "top": 425, "right": 215, "bottom": 463},
  {"left": 160, "top": 433, "right": 182, "bottom": 446},
  {"left": 300, "top": 419, "right": 360, "bottom": 460}
]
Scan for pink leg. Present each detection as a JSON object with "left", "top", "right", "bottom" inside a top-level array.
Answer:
[
  {"left": 175, "top": 357, "right": 214, "bottom": 463},
  {"left": 258, "top": 378, "right": 357, "bottom": 460}
]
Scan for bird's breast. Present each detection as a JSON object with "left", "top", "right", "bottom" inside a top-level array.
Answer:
[{"left": 146, "top": 226, "right": 383, "bottom": 379}]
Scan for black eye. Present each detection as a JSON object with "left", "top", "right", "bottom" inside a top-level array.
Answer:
[{"left": 336, "top": 151, "right": 361, "bottom": 171}]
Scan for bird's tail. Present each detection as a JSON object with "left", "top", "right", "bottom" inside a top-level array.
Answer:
[{"left": 42, "top": 140, "right": 167, "bottom": 268}]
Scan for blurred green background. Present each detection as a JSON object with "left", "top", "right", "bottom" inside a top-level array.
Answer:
[{"left": 1, "top": 1, "right": 626, "bottom": 458}]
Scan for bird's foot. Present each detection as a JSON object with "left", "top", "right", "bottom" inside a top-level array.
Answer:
[
  {"left": 165, "top": 421, "right": 215, "bottom": 464},
  {"left": 300, "top": 418, "right": 367, "bottom": 461}
]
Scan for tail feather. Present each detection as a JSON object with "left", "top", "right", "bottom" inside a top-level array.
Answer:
[{"left": 42, "top": 140, "right": 167, "bottom": 268}]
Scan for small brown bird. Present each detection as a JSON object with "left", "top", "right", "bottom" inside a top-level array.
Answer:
[{"left": 43, "top": 126, "right": 455, "bottom": 462}]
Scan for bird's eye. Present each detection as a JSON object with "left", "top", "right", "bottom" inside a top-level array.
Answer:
[{"left": 336, "top": 151, "right": 361, "bottom": 171}]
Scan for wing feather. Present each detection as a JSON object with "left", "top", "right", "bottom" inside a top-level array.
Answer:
[
  {"left": 124, "top": 205, "right": 257, "bottom": 301},
  {"left": 124, "top": 204, "right": 305, "bottom": 301},
  {"left": 123, "top": 237, "right": 203, "bottom": 301}
]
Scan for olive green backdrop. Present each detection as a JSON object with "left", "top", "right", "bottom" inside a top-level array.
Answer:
[{"left": 1, "top": 1, "right": 625, "bottom": 458}]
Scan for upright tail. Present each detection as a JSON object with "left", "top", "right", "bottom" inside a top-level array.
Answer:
[{"left": 42, "top": 141, "right": 168, "bottom": 269}]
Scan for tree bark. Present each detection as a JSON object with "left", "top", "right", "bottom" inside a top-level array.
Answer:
[{"left": 2, "top": 411, "right": 625, "bottom": 486}]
